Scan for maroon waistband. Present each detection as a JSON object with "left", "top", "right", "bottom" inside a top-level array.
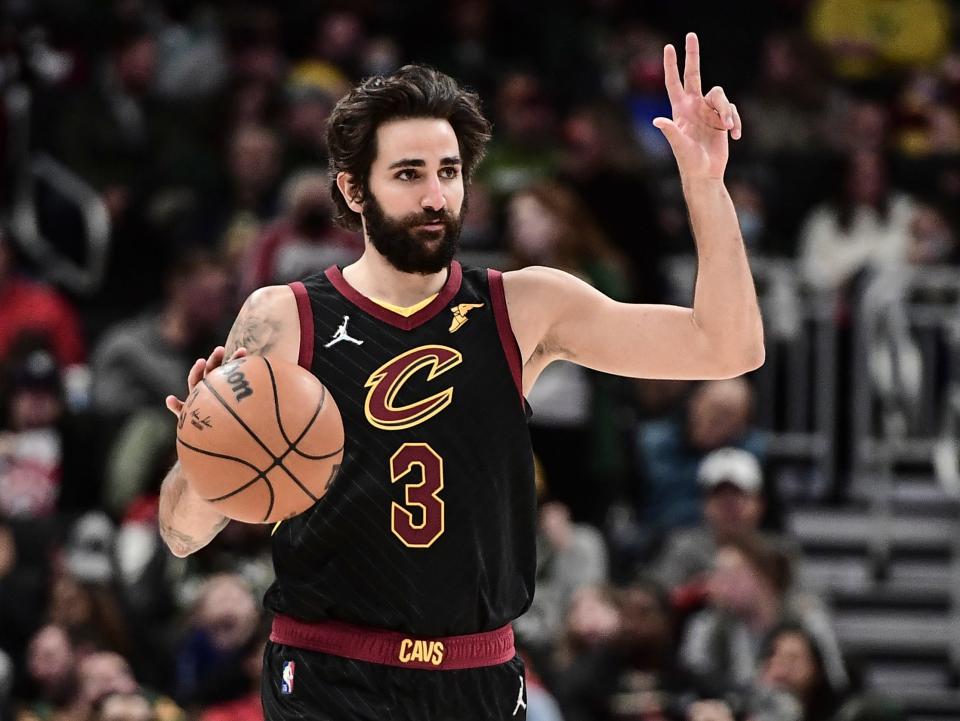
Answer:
[{"left": 270, "top": 614, "right": 516, "bottom": 671}]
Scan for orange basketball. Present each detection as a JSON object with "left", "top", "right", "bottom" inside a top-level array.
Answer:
[{"left": 176, "top": 356, "right": 344, "bottom": 523}]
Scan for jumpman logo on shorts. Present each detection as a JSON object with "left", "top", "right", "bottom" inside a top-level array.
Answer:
[
  {"left": 512, "top": 675, "right": 526, "bottom": 716},
  {"left": 325, "top": 316, "right": 364, "bottom": 348}
]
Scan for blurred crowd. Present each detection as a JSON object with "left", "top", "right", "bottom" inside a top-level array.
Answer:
[{"left": 1, "top": 0, "right": 959, "bottom": 720}]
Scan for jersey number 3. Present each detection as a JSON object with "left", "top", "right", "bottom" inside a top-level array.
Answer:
[{"left": 390, "top": 443, "right": 444, "bottom": 547}]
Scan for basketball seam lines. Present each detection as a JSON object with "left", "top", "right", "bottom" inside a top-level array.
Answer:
[
  {"left": 263, "top": 358, "right": 338, "bottom": 500},
  {"left": 201, "top": 377, "right": 279, "bottom": 460},
  {"left": 263, "top": 358, "right": 340, "bottom": 461},
  {"left": 176, "top": 437, "right": 277, "bottom": 520},
  {"left": 196, "top": 363, "right": 341, "bottom": 519}
]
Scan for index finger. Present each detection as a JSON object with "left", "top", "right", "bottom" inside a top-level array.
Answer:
[
  {"left": 683, "top": 32, "right": 702, "bottom": 96},
  {"left": 663, "top": 43, "right": 684, "bottom": 107}
]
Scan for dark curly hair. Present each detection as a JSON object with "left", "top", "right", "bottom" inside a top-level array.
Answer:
[{"left": 326, "top": 65, "right": 492, "bottom": 231}]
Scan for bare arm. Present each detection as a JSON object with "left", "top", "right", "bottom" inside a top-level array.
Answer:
[
  {"left": 158, "top": 464, "right": 229, "bottom": 558},
  {"left": 504, "top": 33, "right": 763, "bottom": 389},
  {"left": 158, "top": 285, "right": 300, "bottom": 557}
]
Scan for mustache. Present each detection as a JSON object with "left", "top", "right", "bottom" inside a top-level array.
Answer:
[{"left": 403, "top": 209, "right": 456, "bottom": 226}]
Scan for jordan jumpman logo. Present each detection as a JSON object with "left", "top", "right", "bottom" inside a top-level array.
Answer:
[
  {"left": 325, "top": 316, "right": 364, "bottom": 348},
  {"left": 512, "top": 675, "right": 526, "bottom": 716}
]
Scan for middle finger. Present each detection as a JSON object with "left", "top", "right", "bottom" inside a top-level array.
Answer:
[{"left": 683, "top": 32, "right": 702, "bottom": 96}]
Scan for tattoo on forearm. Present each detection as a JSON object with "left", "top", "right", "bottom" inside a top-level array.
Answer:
[
  {"left": 158, "top": 466, "right": 229, "bottom": 556},
  {"left": 159, "top": 509, "right": 228, "bottom": 556},
  {"left": 224, "top": 295, "right": 282, "bottom": 357},
  {"left": 159, "top": 517, "right": 200, "bottom": 555}
]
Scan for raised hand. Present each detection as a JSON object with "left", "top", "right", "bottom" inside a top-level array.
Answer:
[
  {"left": 653, "top": 32, "right": 742, "bottom": 182},
  {"left": 165, "top": 345, "right": 247, "bottom": 417}
]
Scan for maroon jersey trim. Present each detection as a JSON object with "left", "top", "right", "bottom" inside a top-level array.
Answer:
[
  {"left": 487, "top": 269, "right": 524, "bottom": 406},
  {"left": 324, "top": 262, "right": 464, "bottom": 331},
  {"left": 289, "top": 281, "right": 314, "bottom": 369},
  {"left": 270, "top": 613, "right": 516, "bottom": 671}
]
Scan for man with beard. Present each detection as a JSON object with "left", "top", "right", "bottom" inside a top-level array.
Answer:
[{"left": 157, "top": 33, "right": 762, "bottom": 721}]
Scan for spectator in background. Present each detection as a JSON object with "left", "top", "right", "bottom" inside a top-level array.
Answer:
[
  {"left": 828, "top": 100, "right": 890, "bottom": 155},
  {"left": 221, "top": 6, "right": 285, "bottom": 89},
  {"left": 554, "top": 578, "right": 712, "bottom": 721},
  {"left": 653, "top": 448, "right": 779, "bottom": 593},
  {"left": 18, "top": 625, "right": 80, "bottom": 721},
  {"left": 680, "top": 535, "right": 847, "bottom": 695},
  {"left": 0, "top": 342, "right": 99, "bottom": 517},
  {"left": 46, "top": 570, "right": 128, "bottom": 656},
  {"left": 893, "top": 69, "right": 960, "bottom": 157},
  {"left": 739, "top": 33, "right": 827, "bottom": 157},
  {"left": 240, "top": 170, "right": 362, "bottom": 297},
  {"left": 152, "top": 2, "right": 228, "bottom": 103},
  {"left": 633, "top": 378, "right": 765, "bottom": 539},
  {"left": 516, "top": 503, "right": 609, "bottom": 650},
  {"left": 560, "top": 104, "right": 666, "bottom": 303},
  {"left": 0, "top": 523, "right": 48, "bottom": 686},
  {"left": 213, "top": 125, "right": 283, "bottom": 267},
  {"left": 727, "top": 174, "right": 780, "bottom": 255},
  {"left": 548, "top": 584, "right": 621, "bottom": 696},
  {"left": 77, "top": 652, "right": 183, "bottom": 721},
  {"left": 198, "top": 625, "right": 269, "bottom": 721},
  {"left": 431, "top": 0, "right": 501, "bottom": 100},
  {"left": 506, "top": 182, "right": 632, "bottom": 523},
  {"left": 907, "top": 203, "right": 957, "bottom": 266},
  {"left": 50, "top": 21, "right": 158, "bottom": 202},
  {"left": 175, "top": 574, "right": 260, "bottom": 707},
  {"left": 0, "top": 232, "right": 86, "bottom": 369},
  {"left": 479, "top": 72, "right": 560, "bottom": 199},
  {"left": 798, "top": 150, "right": 918, "bottom": 294},
  {"left": 95, "top": 692, "right": 155, "bottom": 721},
  {"left": 455, "top": 181, "right": 501, "bottom": 256},
  {"left": 756, "top": 623, "right": 844, "bottom": 721},
  {"left": 310, "top": 11, "right": 367, "bottom": 82},
  {"left": 281, "top": 63, "right": 347, "bottom": 173},
  {"left": 616, "top": 24, "right": 674, "bottom": 163},
  {"left": 0, "top": 347, "right": 65, "bottom": 518},
  {"left": 91, "top": 251, "right": 231, "bottom": 419}
]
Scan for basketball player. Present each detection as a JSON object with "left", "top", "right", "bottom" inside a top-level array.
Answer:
[{"left": 160, "top": 33, "right": 761, "bottom": 720}]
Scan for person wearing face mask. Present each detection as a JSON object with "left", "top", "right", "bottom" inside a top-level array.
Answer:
[{"left": 240, "top": 171, "right": 364, "bottom": 298}]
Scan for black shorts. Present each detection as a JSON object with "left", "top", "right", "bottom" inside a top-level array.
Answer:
[{"left": 261, "top": 640, "right": 528, "bottom": 721}]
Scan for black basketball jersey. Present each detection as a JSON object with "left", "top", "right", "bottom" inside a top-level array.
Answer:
[{"left": 263, "top": 261, "right": 537, "bottom": 636}]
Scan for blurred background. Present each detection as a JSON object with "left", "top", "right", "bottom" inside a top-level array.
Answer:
[{"left": 1, "top": 1, "right": 960, "bottom": 720}]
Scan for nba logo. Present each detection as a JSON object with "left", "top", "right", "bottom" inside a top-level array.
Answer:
[{"left": 281, "top": 661, "right": 295, "bottom": 695}]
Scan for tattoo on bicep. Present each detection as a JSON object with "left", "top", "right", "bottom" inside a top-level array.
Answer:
[{"left": 225, "top": 298, "right": 282, "bottom": 357}]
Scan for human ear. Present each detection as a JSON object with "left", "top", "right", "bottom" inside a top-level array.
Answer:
[{"left": 336, "top": 172, "right": 364, "bottom": 214}]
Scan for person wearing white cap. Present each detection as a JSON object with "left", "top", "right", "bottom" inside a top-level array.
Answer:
[{"left": 653, "top": 447, "right": 779, "bottom": 591}]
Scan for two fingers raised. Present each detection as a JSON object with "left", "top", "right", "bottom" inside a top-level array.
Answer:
[{"left": 662, "top": 33, "right": 743, "bottom": 141}]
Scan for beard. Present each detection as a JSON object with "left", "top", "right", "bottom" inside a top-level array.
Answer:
[{"left": 362, "top": 190, "right": 464, "bottom": 275}]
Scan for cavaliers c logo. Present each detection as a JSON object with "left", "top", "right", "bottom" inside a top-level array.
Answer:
[{"left": 364, "top": 345, "right": 463, "bottom": 431}]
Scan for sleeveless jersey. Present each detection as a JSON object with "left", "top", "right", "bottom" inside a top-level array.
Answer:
[{"left": 263, "top": 261, "right": 537, "bottom": 636}]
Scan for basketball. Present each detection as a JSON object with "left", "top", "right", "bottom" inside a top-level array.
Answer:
[{"left": 176, "top": 356, "right": 344, "bottom": 524}]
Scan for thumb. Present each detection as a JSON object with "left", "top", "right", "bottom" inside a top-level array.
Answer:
[{"left": 652, "top": 117, "right": 683, "bottom": 148}]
